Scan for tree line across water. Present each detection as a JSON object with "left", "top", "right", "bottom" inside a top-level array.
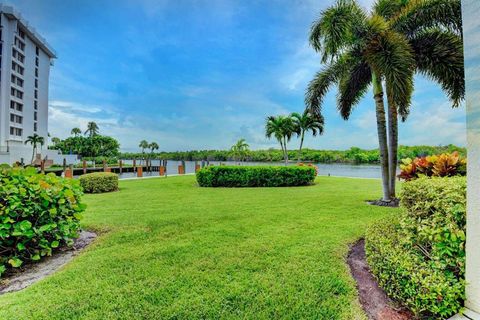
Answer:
[{"left": 118, "top": 145, "right": 465, "bottom": 164}]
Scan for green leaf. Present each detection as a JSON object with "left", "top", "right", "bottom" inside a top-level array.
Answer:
[
  {"left": 8, "top": 257, "right": 23, "bottom": 268},
  {"left": 51, "top": 240, "right": 60, "bottom": 248}
]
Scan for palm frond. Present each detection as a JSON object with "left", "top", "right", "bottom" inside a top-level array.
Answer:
[
  {"left": 310, "top": 0, "right": 367, "bottom": 62},
  {"left": 373, "top": 0, "right": 408, "bottom": 20},
  {"left": 411, "top": 29, "right": 465, "bottom": 107},
  {"left": 305, "top": 54, "right": 352, "bottom": 117},
  {"left": 391, "top": 0, "right": 462, "bottom": 37},
  {"left": 337, "top": 59, "right": 372, "bottom": 119},
  {"left": 365, "top": 29, "right": 414, "bottom": 116}
]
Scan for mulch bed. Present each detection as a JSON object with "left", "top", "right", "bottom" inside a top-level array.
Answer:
[
  {"left": 0, "top": 231, "right": 97, "bottom": 295},
  {"left": 347, "top": 239, "right": 413, "bottom": 320}
]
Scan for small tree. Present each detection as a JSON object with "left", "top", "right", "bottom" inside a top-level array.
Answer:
[
  {"left": 149, "top": 142, "right": 159, "bottom": 157},
  {"left": 265, "top": 115, "right": 295, "bottom": 165},
  {"left": 84, "top": 122, "right": 99, "bottom": 137},
  {"left": 71, "top": 127, "right": 82, "bottom": 137},
  {"left": 291, "top": 110, "right": 324, "bottom": 162},
  {"left": 24, "top": 134, "right": 45, "bottom": 163},
  {"left": 230, "top": 139, "right": 250, "bottom": 163}
]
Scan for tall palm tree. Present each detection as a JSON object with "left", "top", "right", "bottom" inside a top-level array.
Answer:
[
  {"left": 265, "top": 115, "right": 295, "bottom": 165},
  {"left": 230, "top": 138, "right": 250, "bottom": 162},
  {"left": 24, "top": 134, "right": 45, "bottom": 163},
  {"left": 84, "top": 122, "right": 99, "bottom": 137},
  {"left": 291, "top": 110, "right": 324, "bottom": 162},
  {"left": 374, "top": 0, "right": 464, "bottom": 198},
  {"left": 71, "top": 127, "right": 82, "bottom": 137},
  {"left": 306, "top": 0, "right": 415, "bottom": 202}
]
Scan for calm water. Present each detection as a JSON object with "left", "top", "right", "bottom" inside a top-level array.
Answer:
[{"left": 119, "top": 160, "right": 388, "bottom": 179}]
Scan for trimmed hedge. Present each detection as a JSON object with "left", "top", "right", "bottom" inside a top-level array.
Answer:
[
  {"left": 79, "top": 172, "right": 119, "bottom": 193},
  {"left": 0, "top": 167, "right": 85, "bottom": 277},
  {"left": 196, "top": 165, "right": 316, "bottom": 187},
  {"left": 365, "top": 177, "right": 466, "bottom": 319}
]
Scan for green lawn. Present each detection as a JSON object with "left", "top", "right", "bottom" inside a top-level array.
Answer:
[{"left": 0, "top": 176, "right": 395, "bottom": 319}]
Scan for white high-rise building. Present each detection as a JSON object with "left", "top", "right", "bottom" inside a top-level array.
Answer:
[{"left": 0, "top": 5, "right": 56, "bottom": 164}]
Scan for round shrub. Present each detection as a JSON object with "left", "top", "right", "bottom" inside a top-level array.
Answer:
[
  {"left": 0, "top": 167, "right": 85, "bottom": 277},
  {"left": 79, "top": 172, "right": 119, "bottom": 193},
  {"left": 365, "top": 177, "right": 466, "bottom": 319},
  {"left": 196, "top": 165, "right": 316, "bottom": 187}
]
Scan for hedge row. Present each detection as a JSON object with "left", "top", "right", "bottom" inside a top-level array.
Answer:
[
  {"left": 196, "top": 166, "right": 316, "bottom": 187},
  {"left": 79, "top": 172, "right": 119, "bottom": 193},
  {"left": 365, "top": 177, "right": 466, "bottom": 319},
  {"left": 0, "top": 167, "right": 85, "bottom": 277}
]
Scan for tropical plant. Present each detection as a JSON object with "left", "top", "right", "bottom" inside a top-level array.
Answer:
[
  {"left": 230, "top": 138, "right": 250, "bottom": 162},
  {"left": 149, "top": 142, "right": 159, "bottom": 156},
  {"left": 24, "top": 134, "right": 45, "bottom": 163},
  {"left": 305, "top": 0, "right": 463, "bottom": 202},
  {"left": 265, "top": 115, "right": 296, "bottom": 165},
  {"left": 398, "top": 151, "right": 466, "bottom": 180},
  {"left": 51, "top": 137, "right": 61, "bottom": 146},
  {"left": 84, "top": 122, "right": 99, "bottom": 137},
  {"left": 71, "top": 127, "right": 82, "bottom": 137},
  {"left": 374, "top": 0, "right": 464, "bottom": 198},
  {"left": 291, "top": 110, "right": 324, "bottom": 162}
]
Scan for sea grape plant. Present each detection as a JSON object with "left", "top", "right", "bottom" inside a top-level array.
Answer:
[{"left": 0, "top": 166, "right": 85, "bottom": 277}]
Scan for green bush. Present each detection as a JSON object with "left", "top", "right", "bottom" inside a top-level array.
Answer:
[
  {"left": 365, "top": 177, "right": 466, "bottom": 319},
  {"left": 0, "top": 167, "right": 85, "bottom": 277},
  {"left": 79, "top": 172, "right": 119, "bottom": 193},
  {"left": 196, "top": 165, "right": 316, "bottom": 187}
]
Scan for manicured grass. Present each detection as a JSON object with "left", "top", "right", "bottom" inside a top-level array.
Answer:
[{"left": 0, "top": 176, "right": 395, "bottom": 319}]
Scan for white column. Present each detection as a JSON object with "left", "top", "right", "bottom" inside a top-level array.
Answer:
[{"left": 463, "top": 0, "right": 480, "bottom": 317}]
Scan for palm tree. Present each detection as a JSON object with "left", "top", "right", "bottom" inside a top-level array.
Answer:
[
  {"left": 306, "top": 0, "right": 416, "bottom": 202},
  {"left": 149, "top": 142, "right": 159, "bottom": 155},
  {"left": 265, "top": 115, "right": 295, "bottom": 165},
  {"left": 71, "top": 127, "right": 82, "bottom": 137},
  {"left": 51, "top": 137, "right": 61, "bottom": 146},
  {"left": 291, "top": 110, "right": 324, "bottom": 162},
  {"left": 84, "top": 122, "right": 99, "bottom": 137},
  {"left": 374, "top": 0, "right": 464, "bottom": 198},
  {"left": 24, "top": 134, "right": 45, "bottom": 163},
  {"left": 230, "top": 138, "right": 250, "bottom": 162}
]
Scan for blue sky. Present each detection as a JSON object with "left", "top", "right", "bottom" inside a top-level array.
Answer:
[{"left": 9, "top": 0, "right": 466, "bottom": 152}]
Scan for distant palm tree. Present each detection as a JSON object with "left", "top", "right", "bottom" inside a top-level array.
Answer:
[
  {"left": 24, "top": 134, "right": 45, "bottom": 163},
  {"left": 84, "top": 122, "right": 99, "bottom": 137},
  {"left": 265, "top": 115, "right": 295, "bottom": 165},
  {"left": 71, "top": 127, "right": 82, "bottom": 137},
  {"left": 149, "top": 142, "right": 159, "bottom": 155},
  {"left": 291, "top": 110, "right": 324, "bottom": 162},
  {"left": 230, "top": 138, "right": 250, "bottom": 162}
]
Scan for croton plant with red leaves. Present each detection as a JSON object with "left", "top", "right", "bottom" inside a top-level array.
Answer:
[{"left": 398, "top": 151, "right": 466, "bottom": 181}]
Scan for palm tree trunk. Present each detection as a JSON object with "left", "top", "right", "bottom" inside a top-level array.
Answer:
[
  {"left": 372, "top": 73, "right": 391, "bottom": 201},
  {"left": 386, "top": 85, "right": 398, "bottom": 199},
  {"left": 283, "top": 137, "right": 289, "bottom": 165},
  {"left": 298, "top": 131, "right": 305, "bottom": 162},
  {"left": 278, "top": 139, "right": 285, "bottom": 165},
  {"left": 31, "top": 145, "right": 35, "bottom": 164}
]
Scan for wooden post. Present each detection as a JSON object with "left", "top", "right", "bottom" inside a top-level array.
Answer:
[
  {"left": 159, "top": 166, "right": 165, "bottom": 176},
  {"left": 63, "top": 158, "right": 67, "bottom": 172},
  {"left": 119, "top": 160, "right": 123, "bottom": 174},
  {"left": 65, "top": 165, "right": 73, "bottom": 179},
  {"left": 178, "top": 164, "right": 184, "bottom": 175},
  {"left": 83, "top": 160, "right": 87, "bottom": 175},
  {"left": 137, "top": 166, "right": 143, "bottom": 177},
  {"left": 195, "top": 161, "right": 200, "bottom": 172},
  {"left": 105, "top": 167, "right": 111, "bottom": 173}
]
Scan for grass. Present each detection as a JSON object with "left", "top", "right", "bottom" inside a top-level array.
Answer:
[{"left": 0, "top": 176, "right": 395, "bottom": 319}]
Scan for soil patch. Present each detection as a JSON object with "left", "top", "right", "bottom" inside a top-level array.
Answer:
[
  {"left": 0, "top": 230, "right": 96, "bottom": 295},
  {"left": 347, "top": 239, "right": 413, "bottom": 320}
]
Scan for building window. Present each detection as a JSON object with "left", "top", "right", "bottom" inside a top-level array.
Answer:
[
  {"left": 35, "top": 57, "right": 39, "bottom": 66},
  {"left": 10, "top": 114, "right": 22, "bottom": 124},
  {"left": 9, "top": 126, "right": 23, "bottom": 136},
  {"left": 36, "top": 46, "right": 39, "bottom": 55},
  {"left": 18, "top": 28, "right": 25, "bottom": 39},
  {"left": 35, "top": 79, "right": 38, "bottom": 88},
  {"left": 10, "top": 100, "right": 15, "bottom": 109},
  {"left": 34, "top": 90, "right": 38, "bottom": 99},
  {"left": 10, "top": 127, "right": 14, "bottom": 135},
  {"left": 34, "top": 122, "right": 37, "bottom": 132},
  {"left": 34, "top": 111, "right": 37, "bottom": 121},
  {"left": 34, "top": 101, "right": 38, "bottom": 110},
  {"left": 35, "top": 68, "right": 38, "bottom": 77},
  {"left": 10, "top": 114, "right": 14, "bottom": 122}
]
